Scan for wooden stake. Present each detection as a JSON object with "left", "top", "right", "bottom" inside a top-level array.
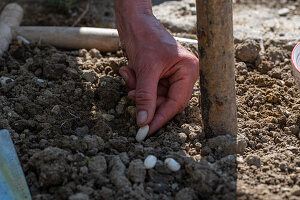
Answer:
[{"left": 196, "top": 0, "right": 237, "bottom": 137}]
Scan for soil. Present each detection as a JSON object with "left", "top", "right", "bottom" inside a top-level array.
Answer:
[{"left": 0, "top": 1, "right": 300, "bottom": 200}]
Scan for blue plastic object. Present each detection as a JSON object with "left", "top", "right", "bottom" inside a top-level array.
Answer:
[{"left": 0, "top": 129, "right": 31, "bottom": 200}]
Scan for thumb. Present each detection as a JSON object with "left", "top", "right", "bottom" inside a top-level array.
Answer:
[{"left": 135, "top": 69, "right": 159, "bottom": 127}]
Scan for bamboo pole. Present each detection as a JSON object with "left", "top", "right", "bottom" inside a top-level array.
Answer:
[
  {"left": 12, "top": 26, "right": 120, "bottom": 52},
  {"left": 196, "top": 0, "right": 237, "bottom": 137}
]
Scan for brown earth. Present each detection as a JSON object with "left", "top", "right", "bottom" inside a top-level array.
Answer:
[{"left": 0, "top": 1, "right": 300, "bottom": 200}]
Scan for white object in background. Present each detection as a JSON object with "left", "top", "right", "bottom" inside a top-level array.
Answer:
[
  {"left": 0, "top": 76, "right": 13, "bottom": 86},
  {"left": 144, "top": 155, "right": 157, "bottom": 169},
  {"left": 136, "top": 125, "right": 149, "bottom": 142},
  {"left": 174, "top": 37, "right": 198, "bottom": 44},
  {"left": 164, "top": 158, "right": 181, "bottom": 172},
  {"left": 16, "top": 35, "right": 30, "bottom": 45},
  {"left": 291, "top": 42, "right": 300, "bottom": 89}
]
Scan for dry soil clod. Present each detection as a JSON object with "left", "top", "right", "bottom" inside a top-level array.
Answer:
[
  {"left": 136, "top": 125, "right": 149, "bottom": 142},
  {"left": 144, "top": 155, "right": 157, "bottom": 169},
  {"left": 164, "top": 158, "right": 181, "bottom": 172}
]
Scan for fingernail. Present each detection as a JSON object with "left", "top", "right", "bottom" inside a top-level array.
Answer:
[
  {"left": 120, "top": 71, "right": 128, "bottom": 81},
  {"left": 137, "top": 110, "right": 148, "bottom": 124}
]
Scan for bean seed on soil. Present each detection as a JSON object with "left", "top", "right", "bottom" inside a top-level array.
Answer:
[
  {"left": 136, "top": 125, "right": 149, "bottom": 142},
  {"left": 144, "top": 155, "right": 157, "bottom": 169},
  {"left": 164, "top": 158, "right": 181, "bottom": 172}
]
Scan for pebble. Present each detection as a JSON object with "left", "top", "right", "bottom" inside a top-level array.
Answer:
[
  {"left": 89, "top": 48, "right": 102, "bottom": 58},
  {"left": 82, "top": 70, "right": 98, "bottom": 83},
  {"left": 136, "top": 125, "right": 149, "bottom": 142},
  {"left": 102, "top": 113, "right": 115, "bottom": 121},
  {"left": 236, "top": 156, "right": 244, "bottom": 164},
  {"left": 175, "top": 188, "right": 196, "bottom": 200},
  {"left": 246, "top": 155, "right": 261, "bottom": 167},
  {"left": 0, "top": 76, "right": 13, "bottom": 86},
  {"left": 144, "top": 155, "right": 157, "bottom": 169},
  {"left": 69, "top": 193, "right": 89, "bottom": 200},
  {"left": 164, "top": 158, "right": 181, "bottom": 172},
  {"left": 278, "top": 8, "right": 290, "bottom": 16},
  {"left": 127, "top": 159, "right": 146, "bottom": 183},
  {"left": 177, "top": 132, "right": 187, "bottom": 144},
  {"left": 126, "top": 106, "right": 136, "bottom": 118},
  {"left": 291, "top": 186, "right": 300, "bottom": 196},
  {"left": 75, "top": 126, "right": 89, "bottom": 135},
  {"left": 88, "top": 155, "right": 107, "bottom": 174},
  {"left": 36, "top": 78, "right": 45, "bottom": 83}
]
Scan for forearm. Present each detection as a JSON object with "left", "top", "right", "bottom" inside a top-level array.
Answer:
[
  {"left": 114, "top": 0, "right": 174, "bottom": 51},
  {"left": 114, "top": 0, "right": 152, "bottom": 16},
  {"left": 114, "top": 0, "right": 155, "bottom": 47}
]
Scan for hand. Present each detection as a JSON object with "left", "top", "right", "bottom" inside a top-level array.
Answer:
[{"left": 115, "top": 1, "right": 199, "bottom": 135}]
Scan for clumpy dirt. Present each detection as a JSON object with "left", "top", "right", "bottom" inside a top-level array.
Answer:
[{"left": 0, "top": 1, "right": 300, "bottom": 200}]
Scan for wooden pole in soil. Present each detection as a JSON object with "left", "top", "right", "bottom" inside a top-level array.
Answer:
[{"left": 196, "top": 0, "right": 237, "bottom": 137}]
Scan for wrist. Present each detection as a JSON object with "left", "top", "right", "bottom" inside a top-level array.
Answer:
[
  {"left": 114, "top": 0, "right": 156, "bottom": 48},
  {"left": 114, "top": 0, "right": 152, "bottom": 19}
]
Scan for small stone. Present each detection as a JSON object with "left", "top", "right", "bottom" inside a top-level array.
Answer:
[
  {"left": 291, "top": 186, "right": 300, "bottom": 196},
  {"left": 286, "top": 145, "right": 298, "bottom": 153},
  {"left": 188, "top": 132, "right": 198, "bottom": 141},
  {"left": 164, "top": 158, "right": 181, "bottom": 172},
  {"left": 119, "top": 152, "right": 130, "bottom": 165},
  {"left": 237, "top": 139, "right": 247, "bottom": 155},
  {"left": 177, "top": 132, "right": 187, "bottom": 144},
  {"left": 36, "top": 78, "right": 45, "bottom": 83},
  {"left": 126, "top": 106, "right": 136, "bottom": 118},
  {"left": 0, "top": 76, "right": 13, "bottom": 86},
  {"left": 127, "top": 159, "right": 146, "bottom": 183},
  {"left": 235, "top": 40, "right": 260, "bottom": 63},
  {"left": 80, "top": 166, "right": 88, "bottom": 174},
  {"left": 51, "top": 105, "right": 61, "bottom": 115},
  {"left": 109, "top": 156, "right": 131, "bottom": 189},
  {"left": 175, "top": 188, "right": 196, "bottom": 200},
  {"left": 69, "top": 193, "right": 89, "bottom": 200},
  {"left": 116, "top": 104, "right": 125, "bottom": 115},
  {"left": 43, "top": 63, "right": 66, "bottom": 80},
  {"left": 101, "top": 113, "right": 115, "bottom": 121},
  {"left": 88, "top": 155, "right": 107, "bottom": 174},
  {"left": 236, "top": 156, "right": 244, "bottom": 164},
  {"left": 279, "top": 162, "right": 288, "bottom": 171},
  {"left": 278, "top": 8, "right": 290, "bottom": 16},
  {"left": 246, "top": 155, "right": 261, "bottom": 167},
  {"left": 66, "top": 67, "right": 78, "bottom": 78},
  {"left": 261, "top": 166, "right": 270, "bottom": 172},
  {"left": 89, "top": 48, "right": 102, "bottom": 58},
  {"left": 136, "top": 125, "right": 149, "bottom": 142},
  {"left": 144, "top": 155, "right": 157, "bottom": 169},
  {"left": 99, "top": 187, "right": 114, "bottom": 199},
  {"left": 295, "top": 167, "right": 300, "bottom": 173},
  {"left": 75, "top": 126, "right": 89, "bottom": 135},
  {"left": 82, "top": 70, "right": 98, "bottom": 83}
]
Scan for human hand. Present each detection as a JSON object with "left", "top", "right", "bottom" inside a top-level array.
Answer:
[{"left": 115, "top": 0, "right": 199, "bottom": 135}]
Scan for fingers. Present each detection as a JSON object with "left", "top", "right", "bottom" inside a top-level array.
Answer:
[
  {"left": 119, "top": 66, "right": 136, "bottom": 90},
  {"left": 128, "top": 90, "right": 166, "bottom": 108},
  {"left": 128, "top": 82, "right": 168, "bottom": 99},
  {"left": 148, "top": 99, "right": 180, "bottom": 135},
  {"left": 148, "top": 66, "right": 196, "bottom": 135},
  {"left": 135, "top": 69, "right": 159, "bottom": 127}
]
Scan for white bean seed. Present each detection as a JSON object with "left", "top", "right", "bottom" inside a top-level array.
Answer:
[
  {"left": 144, "top": 155, "right": 157, "bottom": 169},
  {"left": 164, "top": 158, "right": 181, "bottom": 172},
  {"left": 136, "top": 125, "right": 149, "bottom": 142}
]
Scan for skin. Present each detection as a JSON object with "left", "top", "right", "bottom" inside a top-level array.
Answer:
[{"left": 114, "top": 0, "right": 199, "bottom": 136}]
